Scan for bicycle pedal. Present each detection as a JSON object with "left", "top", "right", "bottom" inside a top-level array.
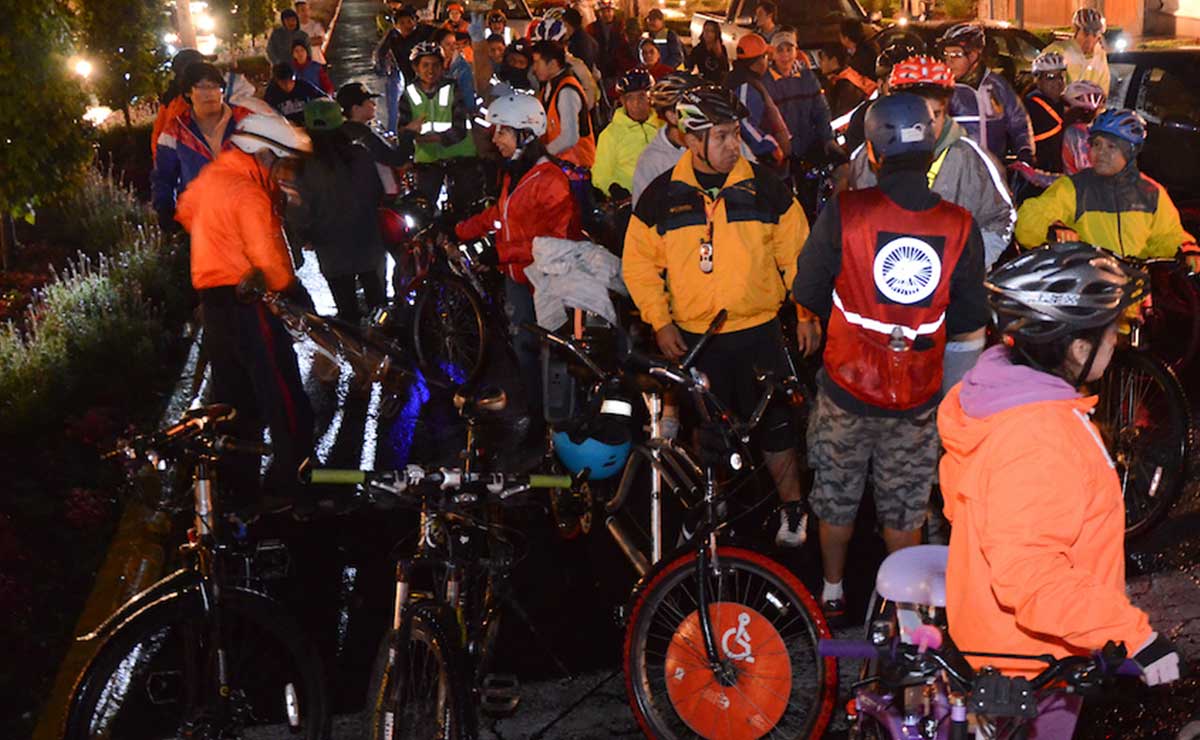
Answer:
[{"left": 479, "top": 673, "right": 521, "bottom": 716}]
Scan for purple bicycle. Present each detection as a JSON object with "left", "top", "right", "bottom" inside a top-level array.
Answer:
[{"left": 820, "top": 546, "right": 1141, "bottom": 739}]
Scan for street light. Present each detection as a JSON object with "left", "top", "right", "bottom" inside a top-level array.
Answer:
[{"left": 72, "top": 58, "right": 94, "bottom": 79}]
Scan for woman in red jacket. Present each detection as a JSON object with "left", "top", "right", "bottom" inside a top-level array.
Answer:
[{"left": 456, "top": 92, "right": 582, "bottom": 417}]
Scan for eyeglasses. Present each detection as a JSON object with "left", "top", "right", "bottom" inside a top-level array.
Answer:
[
  {"left": 1039, "top": 72, "right": 1064, "bottom": 81},
  {"left": 942, "top": 50, "right": 967, "bottom": 60},
  {"left": 192, "top": 82, "right": 223, "bottom": 92}
]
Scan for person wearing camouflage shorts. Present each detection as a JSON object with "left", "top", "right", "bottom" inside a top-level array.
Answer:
[{"left": 791, "top": 93, "right": 989, "bottom": 623}]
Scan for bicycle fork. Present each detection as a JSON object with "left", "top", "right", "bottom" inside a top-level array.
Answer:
[{"left": 693, "top": 468, "right": 734, "bottom": 685}]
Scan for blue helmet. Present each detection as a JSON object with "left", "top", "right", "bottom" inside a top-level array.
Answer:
[
  {"left": 1089, "top": 108, "right": 1147, "bottom": 151},
  {"left": 865, "top": 92, "right": 936, "bottom": 160},
  {"left": 552, "top": 397, "right": 633, "bottom": 481}
]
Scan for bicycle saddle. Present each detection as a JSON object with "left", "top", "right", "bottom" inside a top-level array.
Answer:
[
  {"left": 454, "top": 386, "right": 508, "bottom": 415},
  {"left": 876, "top": 545, "right": 948, "bottom": 608}
]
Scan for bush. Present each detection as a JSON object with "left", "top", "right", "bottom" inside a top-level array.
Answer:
[
  {"left": 0, "top": 166, "right": 187, "bottom": 440},
  {"left": 94, "top": 122, "right": 155, "bottom": 198},
  {"left": 942, "top": 0, "right": 977, "bottom": 20},
  {"left": 46, "top": 164, "right": 156, "bottom": 255}
]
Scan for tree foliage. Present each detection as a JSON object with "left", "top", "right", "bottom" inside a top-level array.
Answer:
[
  {"left": 209, "top": 0, "right": 281, "bottom": 45},
  {"left": 75, "top": 0, "right": 169, "bottom": 126},
  {"left": 0, "top": 0, "right": 92, "bottom": 222}
]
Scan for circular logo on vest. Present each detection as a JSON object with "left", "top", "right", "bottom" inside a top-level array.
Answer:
[{"left": 873, "top": 237, "right": 942, "bottom": 304}]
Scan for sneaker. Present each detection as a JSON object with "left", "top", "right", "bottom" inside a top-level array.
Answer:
[
  {"left": 821, "top": 598, "right": 847, "bottom": 627},
  {"left": 774, "top": 502, "right": 808, "bottom": 547}
]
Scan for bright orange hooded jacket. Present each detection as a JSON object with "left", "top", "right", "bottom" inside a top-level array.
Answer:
[
  {"left": 938, "top": 381, "right": 1152, "bottom": 677},
  {"left": 175, "top": 147, "right": 295, "bottom": 293}
]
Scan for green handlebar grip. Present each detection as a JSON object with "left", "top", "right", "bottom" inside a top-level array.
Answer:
[
  {"left": 529, "top": 474, "right": 573, "bottom": 488},
  {"left": 309, "top": 469, "right": 367, "bottom": 485}
]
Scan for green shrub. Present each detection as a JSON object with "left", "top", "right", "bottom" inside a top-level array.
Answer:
[
  {"left": 942, "top": 0, "right": 976, "bottom": 19},
  {"left": 47, "top": 164, "right": 156, "bottom": 255}
]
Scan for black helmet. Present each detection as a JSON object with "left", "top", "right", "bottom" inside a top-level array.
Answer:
[
  {"left": 876, "top": 36, "right": 925, "bottom": 79},
  {"left": 616, "top": 67, "right": 654, "bottom": 94},
  {"left": 986, "top": 242, "right": 1147, "bottom": 343},
  {"left": 675, "top": 84, "right": 747, "bottom": 133},
  {"left": 648, "top": 71, "right": 702, "bottom": 112},
  {"left": 938, "top": 22, "right": 985, "bottom": 52},
  {"left": 865, "top": 92, "right": 935, "bottom": 159}
]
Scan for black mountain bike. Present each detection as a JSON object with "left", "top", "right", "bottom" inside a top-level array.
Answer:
[{"left": 63, "top": 405, "right": 328, "bottom": 739}]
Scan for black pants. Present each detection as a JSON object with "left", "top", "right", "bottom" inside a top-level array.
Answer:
[
  {"left": 200, "top": 287, "right": 314, "bottom": 501},
  {"left": 414, "top": 158, "right": 485, "bottom": 214},
  {"left": 326, "top": 270, "right": 386, "bottom": 323}
]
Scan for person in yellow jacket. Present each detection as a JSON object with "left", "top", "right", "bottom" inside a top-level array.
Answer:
[
  {"left": 1044, "top": 8, "right": 1110, "bottom": 95},
  {"left": 940, "top": 243, "right": 1180, "bottom": 736},
  {"left": 592, "top": 68, "right": 661, "bottom": 197},
  {"left": 623, "top": 85, "right": 815, "bottom": 547},
  {"left": 1016, "top": 108, "right": 1200, "bottom": 269}
]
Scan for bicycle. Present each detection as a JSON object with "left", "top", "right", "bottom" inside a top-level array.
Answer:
[
  {"left": 63, "top": 404, "right": 329, "bottom": 739},
  {"left": 303, "top": 387, "right": 586, "bottom": 740},
  {"left": 821, "top": 545, "right": 1142, "bottom": 739},
  {"left": 529, "top": 313, "right": 838, "bottom": 739},
  {"left": 1088, "top": 256, "right": 1195, "bottom": 539}
]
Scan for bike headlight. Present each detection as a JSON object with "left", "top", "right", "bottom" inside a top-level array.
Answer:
[{"left": 870, "top": 618, "right": 895, "bottom": 646}]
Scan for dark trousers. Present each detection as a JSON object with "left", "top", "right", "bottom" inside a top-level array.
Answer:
[
  {"left": 414, "top": 158, "right": 485, "bottom": 214},
  {"left": 200, "top": 287, "right": 314, "bottom": 501},
  {"left": 504, "top": 276, "right": 542, "bottom": 419},
  {"left": 326, "top": 270, "right": 386, "bottom": 323}
]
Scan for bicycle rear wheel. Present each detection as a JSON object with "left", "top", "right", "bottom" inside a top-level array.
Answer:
[
  {"left": 413, "top": 275, "right": 487, "bottom": 387},
  {"left": 64, "top": 587, "right": 327, "bottom": 740},
  {"left": 1093, "top": 349, "right": 1192, "bottom": 539},
  {"left": 624, "top": 546, "right": 836, "bottom": 739},
  {"left": 365, "top": 599, "right": 476, "bottom": 740},
  {"left": 1146, "top": 264, "right": 1200, "bottom": 370}
]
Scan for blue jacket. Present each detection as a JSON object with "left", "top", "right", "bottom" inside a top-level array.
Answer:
[
  {"left": 949, "top": 68, "right": 1034, "bottom": 163},
  {"left": 151, "top": 104, "right": 255, "bottom": 223},
  {"left": 767, "top": 65, "right": 833, "bottom": 158},
  {"left": 447, "top": 56, "right": 477, "bottom": 115},
  {"left": 648, "top": 28, "right": 685, "bottom": 69}
]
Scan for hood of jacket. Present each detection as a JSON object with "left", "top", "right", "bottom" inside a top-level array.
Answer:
[{"left": 933, "top": 118, "right": 964, "bottom": 156}]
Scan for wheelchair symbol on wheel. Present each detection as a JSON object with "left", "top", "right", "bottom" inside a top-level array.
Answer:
[{"left": 873, "top": 237, "right": 942, "bottom": 304}]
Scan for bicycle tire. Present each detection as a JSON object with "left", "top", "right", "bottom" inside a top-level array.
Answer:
[
  {"left": 365, "top": 599, "right": 477, "bottom": 740},
  {"left": 413, "top": 275, "right": 488, "bottom": 387},
  {"left": 624, "top": 546, "right": 836, "bottom": 739},
  {"left": 1093, "top": 349, "right": 1193, "bottom": 539},
  {"left": 64, "top": 587, "right": 327, "bottom": 740},
  {"left": 1146, "top": 265, "right": 1200, "bottom": 370}
]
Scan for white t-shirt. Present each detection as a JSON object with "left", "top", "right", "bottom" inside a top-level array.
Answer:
[{"left": 301, "top": 20, "right": 327, "bottom": 64}]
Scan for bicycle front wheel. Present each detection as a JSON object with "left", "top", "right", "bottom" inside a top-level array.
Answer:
[
  {"left": 624, "top": 546, "right": 836, "bottom": 739},
  {"left": 413, "top": 275, "right": 487, "bottom": 387},
  {"left": 365, "top": 599, "right": 476, "bottom": 740},
  {"left": 1094, "top": 349, "right": 1193, "bottom": 539},
  {"left": 64, "top": 587, "right": 327, "bottom": 740}
]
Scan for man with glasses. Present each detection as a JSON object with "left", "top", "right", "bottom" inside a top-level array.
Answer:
[
  {"left": 938, "top": 22, "right": 1034, "bottom": 164},
  {"left": 1025, "top": 51, "right": 1067, "bottom": 174}
]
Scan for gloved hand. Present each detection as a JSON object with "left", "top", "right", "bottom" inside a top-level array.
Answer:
[{"left": 1133, "top": 632, "right": 1182, "bottom": 686}]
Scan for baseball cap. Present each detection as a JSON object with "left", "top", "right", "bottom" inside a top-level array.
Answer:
[
  {"left": 772, "top": 30, "right": 798, "bottom": 48},
  {"left": 336, "top": 82, "right": 380, "bottom": 111},
  {"left": 304, "top": 98, "right": 345, "bottom": 131},
  {"left": 183, "top": 61, "right": 225, "bottom": 91},
  {"left": 736, "top": 33, "right": 769, "bottom": 59}
]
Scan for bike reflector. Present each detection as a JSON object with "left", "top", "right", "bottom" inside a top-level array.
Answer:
[{"left": 664, "top": 603, "right": 791, "bottom": 739}]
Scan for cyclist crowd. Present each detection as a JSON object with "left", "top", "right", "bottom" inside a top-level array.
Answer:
[{"left": 149, "top": 1, "right": 1198, "bottom": 734}]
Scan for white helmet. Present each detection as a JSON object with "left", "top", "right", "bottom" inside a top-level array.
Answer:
[
  {"left": 1032, "top": 51, "right": 1066, "bottom": 74},
  {"left": 484, "top": 92, "right": 547, "bottom": 136},
  {"left": 230, "top": 113, "right": 313, "bottom": 157}
]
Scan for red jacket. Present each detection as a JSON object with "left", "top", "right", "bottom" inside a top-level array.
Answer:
[{"left": 455, "top": 159, "right": 582, "bottom": 284}]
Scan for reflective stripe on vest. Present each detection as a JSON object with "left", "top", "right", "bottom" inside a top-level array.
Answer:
[
  {"left": 1030, "top": 95, "right": 1064, "bottom": 142},
  {"left": 832, "top": 290, "right": 946, "bottom": 340},
  {"left": 927, "top": 147, "right": 950, "bottom": 188},
  {"left": 406, "top": 82, "right": 476, "bottom": 162}
]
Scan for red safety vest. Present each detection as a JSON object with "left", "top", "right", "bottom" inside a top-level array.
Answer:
[{"left": 823, "top": 188, "right": 972, "bottom": 410}]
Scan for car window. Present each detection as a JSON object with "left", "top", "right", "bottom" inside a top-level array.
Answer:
[
  {"left": 1135, "top": 65, "right": 1200, "bottom": 127},
  {"left": 1004, "top": 31, "right": 1042, "bottom": 62},
  {"left": 739, "top": 0, "right": 865, "bottom": 25},
  {"left": 1109, "top": 62, "right": 1136, "bottom": 107}
]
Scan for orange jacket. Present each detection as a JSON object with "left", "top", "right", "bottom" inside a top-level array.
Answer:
[
  {"left": 541, "top": 72, "right": 595, "bottom": 168},
  {"left": 151, "top": 96, "right": 191, "bottom": 163},
  {"left": 938, "top": 379, "right": 1152, "bottom": 677},
  {"left": 175, "top": 148, "right": 295, "bottom": 292}
]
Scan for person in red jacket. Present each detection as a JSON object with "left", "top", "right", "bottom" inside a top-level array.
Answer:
[{"left": 455, "top": 92, "right": 582, "bottom": 417}]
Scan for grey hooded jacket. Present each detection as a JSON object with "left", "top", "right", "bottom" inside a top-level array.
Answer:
[{"left": 847, "top": 120, "right": 1015, "bottom": 269}]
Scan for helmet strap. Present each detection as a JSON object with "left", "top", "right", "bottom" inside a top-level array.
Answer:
[{"left": 1072, "top": 335, "right": 1103, "bottom": 389}]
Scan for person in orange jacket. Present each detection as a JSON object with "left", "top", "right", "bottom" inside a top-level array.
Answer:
[
  {"left": 455, "top": 92, "right": 582, "bottom": 419},
  {"left": 176, "top": 113, "right": 316, "bottom": 503},
  {"left": 939, "top": 242, "right": 1182, "bottom": 736}
]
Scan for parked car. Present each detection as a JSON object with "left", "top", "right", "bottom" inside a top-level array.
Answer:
[
  {"left": 871, "top": 21, "right": 1045, "bottom": 91},
  {"left": 1107, "top": 48, "right": 1200, "bottom": 226},
  {"left": 689, "top": 0, "right": 874, "bottom": 62}
]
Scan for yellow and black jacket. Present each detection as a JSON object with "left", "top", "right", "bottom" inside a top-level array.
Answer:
[
  {"left": 1016, "top": 165, "right": 1197, "bottom": 258},
  {"left": 623, "top": 152, "right": 809, "bottom": 334}
]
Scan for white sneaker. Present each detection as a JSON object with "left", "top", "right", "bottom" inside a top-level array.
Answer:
[{"left": 775, "top": 503, "right": 808, "bottom": 547}]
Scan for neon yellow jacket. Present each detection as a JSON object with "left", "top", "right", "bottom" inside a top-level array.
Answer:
[
  {"left": 1044, "top": 38, "right": 1110, "bottom": 98},
  {"left": 1015, "top": 167, "right": 1196, "bottom": 258},
  {"left": 623, "top": 153, "right": 809, "bottom": 333},
  {"left": 592, "top": 108, "right": 662, "bottom": 195}
]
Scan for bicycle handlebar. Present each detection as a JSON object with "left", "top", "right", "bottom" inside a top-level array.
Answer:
[{"left": 303, "top": 462, "right": 573, "bottom": 505}]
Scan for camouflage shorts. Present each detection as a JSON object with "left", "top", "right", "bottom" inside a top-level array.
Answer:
[{"left": 806, "top": 388, "right": 938, "bottom": 531}]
